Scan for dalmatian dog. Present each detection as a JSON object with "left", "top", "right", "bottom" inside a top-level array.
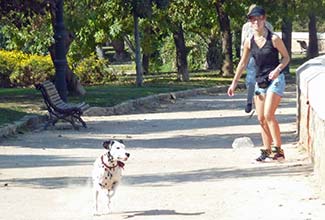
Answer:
[{"left": 92, "top": 140, "right": 130, "bottom": 216}]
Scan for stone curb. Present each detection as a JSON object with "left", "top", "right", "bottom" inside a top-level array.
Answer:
[
  {"left": 83, "top": 85, "right": 232, "bottom": 116},
  {"left": 0, "top": 84, "right": 240, "bottom": 139},
  {"left": 0, "top": 114, "right": 47, "bottom": 140}
]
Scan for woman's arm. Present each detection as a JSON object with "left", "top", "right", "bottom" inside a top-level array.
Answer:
[
  {"left": 227, "top": 39, "right": 251, "bottom": 96},
  {"left": 269, "top": 35, "right": 290, "bottom": 80}
]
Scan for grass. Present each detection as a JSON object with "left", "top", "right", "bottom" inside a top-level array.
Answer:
[
  {"left": 0, "top": 108, "right": 28, "bottom": 126},
  {"left": 289, "top": 53, "right": 308, "bottom": 75},
  {"left": 0, "top": 71, "right": 233, "bottom": 127},
  {"left": 0, "top": 54, "right": 306, "bottom": 127}
]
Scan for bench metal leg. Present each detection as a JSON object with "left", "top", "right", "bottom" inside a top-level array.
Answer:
[
  {"left": 44, "top": 115, "right": 59, "bottom": 130},
  {"left": 44, "top": 112, "right": 87, "bottom": 130},
  {"left": 70, "top": 118, "right": 79, "bottom": 130},
  {"left": 76, "top": 116, "right": 87, "bottom": 128}
]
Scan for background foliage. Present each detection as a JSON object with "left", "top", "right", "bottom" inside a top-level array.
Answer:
[
  {"left": 0, "top": 50, "right": 118, "bottom": 87},
  {"left": 1, "top": 0, "right": 325, "bottom": 85}
]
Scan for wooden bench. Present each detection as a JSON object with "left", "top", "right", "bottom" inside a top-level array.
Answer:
[{"left": 35, "top": 80, "right": 90, "bottom": 130}]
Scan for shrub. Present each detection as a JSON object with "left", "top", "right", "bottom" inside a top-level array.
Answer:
[
  {"left": 1, "top": 49, "right": 118, "bottom": 87},
  {"left": 0, "top": 50, "right": 54, "bottom": 87},
  {"left": 10, "top": 54, "right": 54, "bottom": 87},
  {"left": 74, "top": 54, "right": 117, "bottom": 85},
  {"left": 0, "top": 50, "right": 27, "bottom": 87}
]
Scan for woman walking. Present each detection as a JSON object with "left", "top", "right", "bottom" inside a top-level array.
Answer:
[
  {"left": 227, "top": 6, "right": 290, "bottom": 161},
  {"left": 240, "top": 4, "right": 273, "bottom": 113}
]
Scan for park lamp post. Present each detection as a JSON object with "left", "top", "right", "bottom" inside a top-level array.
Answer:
[{"left": 53, "top": 0, "right": 68, "bottom": 102}]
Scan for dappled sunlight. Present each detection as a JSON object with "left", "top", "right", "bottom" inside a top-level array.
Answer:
[
  {"left": 85, "top": 109, "right": 246, "bottom": 121},
  {"left": 84, "top": 106, "right": 296, "bottom": 122},
  {"left": 1, "top": 86, "right": 316, "bottom": 220},
  {"left": 62, "top": 122, "right": 294, "bottom": 142},
  {"left": 123, "top": 163, "right": 313, "bottom": 187}
]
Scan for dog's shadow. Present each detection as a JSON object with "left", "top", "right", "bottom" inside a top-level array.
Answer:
[{"left": 120, "top": 209, "right": 204, "bottom": 218}]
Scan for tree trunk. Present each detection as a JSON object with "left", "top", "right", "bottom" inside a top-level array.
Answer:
[
  {"left": 215, "top": 1, "right": 233, "bottom": 77},
  {"left": 281, "top": 17, "right": 292, "bottom": 74},
  {"left": 307, "top": 12, "right": 319, "bottom": 59},
  {"left": 49, "top": 32, "right": 86, "bottom": 96},
  {"left": 172, "top": 23, "right": 189, "bottom": 82},
  {"left": 141, "top": 25, "right": 153, "bottom": 75},
  {"left": 49, "top": 1, "right": 85, "bottom": 97},
  {"left": 52, "top": 0, "right": 67, "bottom": 101},
  {"left": 142, "top": 53, "right": 149, "bottom": 75},
  {"left": 133, "top": 13, "right": 143, "bottom": 86},
  {"left": 206, "top": 37, "right": 222, "bottom": 70}
]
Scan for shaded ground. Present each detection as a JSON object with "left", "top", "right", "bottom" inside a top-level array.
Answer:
[{"left": 1, "top": 85, "right": 325, "bottom": 220}]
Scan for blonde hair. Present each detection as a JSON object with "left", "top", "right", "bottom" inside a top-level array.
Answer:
[{"left": 247, "top": 4, "right": 257, "bottom": 16}]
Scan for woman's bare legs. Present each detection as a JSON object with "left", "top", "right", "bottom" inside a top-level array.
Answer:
[
  {"left": 254, "top": 94, "right": 272, "bottom": 151},
  {"left": 264, "top": 92, "right": 282, "bottom": 147},
  {"left": 254, "top": 91, "right": 283, "bottom": 161}
]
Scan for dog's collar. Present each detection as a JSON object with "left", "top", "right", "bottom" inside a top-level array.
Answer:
[{"left": 101, "top": 155, "right": 125, "bottom": 169}]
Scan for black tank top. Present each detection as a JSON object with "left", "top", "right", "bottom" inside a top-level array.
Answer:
[{"left": 250, "top": 29, "right": 280, "bottom": 82}]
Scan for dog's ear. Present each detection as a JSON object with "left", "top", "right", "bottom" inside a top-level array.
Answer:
[
  {"left": 103, "top": 140, "right": 112, "bottom": 150},
  {"left": 118, "top": 139, "right": 124, "bottom": 144}
]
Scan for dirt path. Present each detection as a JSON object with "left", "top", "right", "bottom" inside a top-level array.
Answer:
[{"left": 1, "top": 86, "right": 325, "bottom": 220}]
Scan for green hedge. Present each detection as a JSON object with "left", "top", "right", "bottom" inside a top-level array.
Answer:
[
  {"left": 0, "top": 50, "right": 54, "bottom": 87},
  {"left": 0, "top": 50, "right": 118, "bottom": 87},
  {"left": 74, "top": 53, "right": 117, "bottom": 85},
  {"left": 10, "top": 53, "right": 55, "bottom": 87}
]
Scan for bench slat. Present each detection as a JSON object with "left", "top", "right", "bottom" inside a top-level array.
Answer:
[
  {"left": 46, "top": 89, "right": 60, "bottom": 96},
  {"left": 49, "top": 95, "right": 63, "bottom": 103}
]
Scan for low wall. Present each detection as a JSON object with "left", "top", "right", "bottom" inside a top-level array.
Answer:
[
  {"left": 297, "top": 55, "right": 325, "bottom": 198},
  {"left": 275, "top": 32, "right": 325, "bottom": 53}
]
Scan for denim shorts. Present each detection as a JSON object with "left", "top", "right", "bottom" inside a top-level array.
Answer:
[{"left": 255, "top": 73, "right": 286, "bottom": 97}]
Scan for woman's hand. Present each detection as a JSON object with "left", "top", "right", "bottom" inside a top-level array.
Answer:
[
  {"left": 227, "top": 81, "right": 238, "bottom": 96},
  {"left": 268, "top": 68, "right": 280, "bottom": 80}
]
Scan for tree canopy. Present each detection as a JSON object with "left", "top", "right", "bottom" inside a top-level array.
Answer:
[{"left": 1, "top": 0, "right": 325, "bottom": 82}]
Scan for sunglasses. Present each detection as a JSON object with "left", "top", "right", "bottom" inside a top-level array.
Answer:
[{"left": 249, "top": 16, "right": 265, "bottom": 22}]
